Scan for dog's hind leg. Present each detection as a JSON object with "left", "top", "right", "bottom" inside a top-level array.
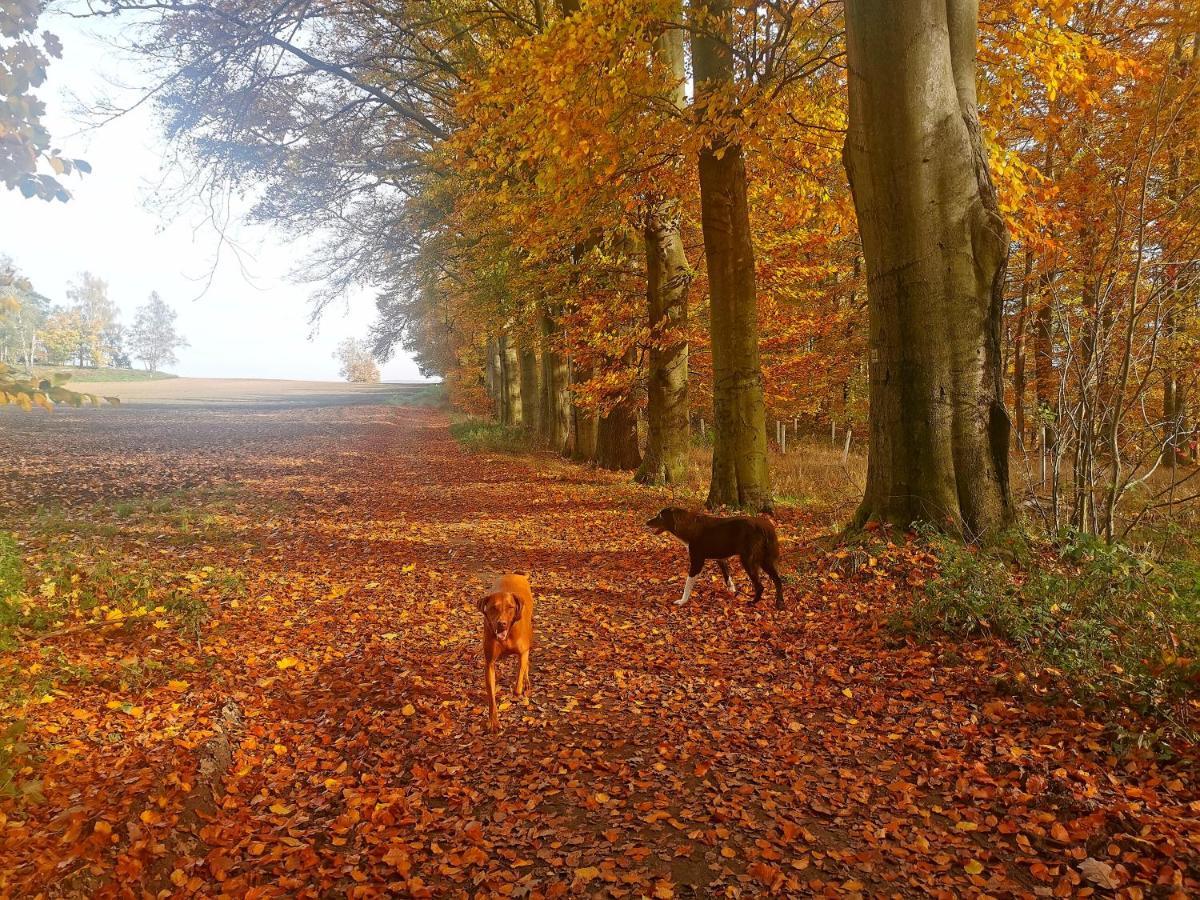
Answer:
[
  {"left": 741, "top": 555, "right": 764, "bottom": 604},
  {"left": 676, "top": 555, "right": 705, "bottom": 606},
  {"left": 717, "top": 559, "right": 736, "bottom": 594},
  {"left": 763, "top": 559, "right": 784, "bottom": 609}
]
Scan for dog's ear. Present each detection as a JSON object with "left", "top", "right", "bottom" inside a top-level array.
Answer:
[
  {"left": 511, "top": 593, "right": 523, "bottom": 622},
  {"left": 476, "top": 594, "right": 490, "bottom": 613}
]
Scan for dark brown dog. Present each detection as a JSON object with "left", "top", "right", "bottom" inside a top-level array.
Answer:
[
  {"left": 477, "top": 573, "right": 534, "bottom": 731},
  {"left": 646, "top": 507, "right": 784, "bottom": 608}
]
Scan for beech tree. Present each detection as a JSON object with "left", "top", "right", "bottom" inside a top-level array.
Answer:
[
  {"left": 843, "top": 0, "right": 1014, "bottom": 538},
  {"left": 690, "top": 0, "right": 771, "bottom": 511}
]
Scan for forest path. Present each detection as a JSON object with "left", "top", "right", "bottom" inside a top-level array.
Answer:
[{"left": 1, "top": 403, "right": 1195, "bottom": 897}]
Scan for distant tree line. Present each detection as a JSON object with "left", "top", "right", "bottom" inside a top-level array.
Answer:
[{"left": 0, "top": 257, "right": 188, "bottom": 373}]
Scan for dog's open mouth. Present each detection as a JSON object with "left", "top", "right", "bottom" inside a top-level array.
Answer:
[{"left": 494, "top": 625, "right": 510, "bottom": 640}]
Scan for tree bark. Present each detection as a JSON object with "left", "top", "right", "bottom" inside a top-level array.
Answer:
[
  {"left": 637, "top": 211, "right": 691, "bottom": 484},
  {"left": 843, "top": 0, "right": 1013, "bottom": 539},
  {"left": 595, "top": 350, "right": 643, "bottom": 470},
  {"left": 691, "top": 0, "right": 771, "bottom": 511},
  {"left": 637, "top": 15, "right": 691, "bottom": 486},
  {"left": 1011, "top": 250, "right": 1032, "bottom": 450},
  {"left": 569, "top": 360, "right": 597, "bottom": 461},
  {"left": 518, "top": 341, "right": 540, "bottom": 432},
  {"left": 539, "top": 309, "right": 571, "bottom": 452},
  {"left": 499, "top": 333, "right": 522, "bottom": 426},
  {"left": 486, "top": 337, "right": 501, "bottom": 418}
]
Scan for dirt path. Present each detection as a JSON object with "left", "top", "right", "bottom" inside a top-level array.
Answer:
[{"left": 1, "top": 404, "right": 1196, "bottom": 897}]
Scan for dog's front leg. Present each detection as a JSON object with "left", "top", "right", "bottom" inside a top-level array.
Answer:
[
  {"left": 676, "top": 557, "right": 704, "bottom": 606},
  {"left": 485, "top": 658, "right": 500, "bottom": 731},
  {"left": 516, "top": 650, "right": 530, "bottom": 698}
]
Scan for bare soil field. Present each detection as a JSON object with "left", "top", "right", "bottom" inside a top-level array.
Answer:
[{"left": 61, "top": 376, "right": 436, "bottom": 407}]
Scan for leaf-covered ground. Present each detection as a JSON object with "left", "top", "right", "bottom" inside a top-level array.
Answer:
[{"left": 1, "top": 404, "right": 1197, "bottom": 897}]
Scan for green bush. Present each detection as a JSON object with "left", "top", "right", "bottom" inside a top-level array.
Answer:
[
  {"left": 894, "top": 529, "right": 1200, "bottom": 732},
  {"left": 449, "top": 419, "right": 533, "bottom": 453}
]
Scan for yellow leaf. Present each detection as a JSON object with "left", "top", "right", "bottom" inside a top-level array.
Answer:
[
  {"left": 965, "top": 859, "right": 984, "bottom": 875},
  {"left": 402, "top": 703, "right": 416, "bottom": 716},
  {"left": 574, "top": 866, "right": 600, "bottom": 881},
  {"left": 167, "top": 680, "right": 189, "bottom": 692},
  {"left": 276, "top": 656, "right": 300, "bottom": 670},
  {"left": 269, "top": 802, "right": 293, "bottom": 815}
]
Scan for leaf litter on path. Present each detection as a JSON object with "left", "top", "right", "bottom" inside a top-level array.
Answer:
[{"left": 0, "top": 405, "right": 1196, "bottom": 897}]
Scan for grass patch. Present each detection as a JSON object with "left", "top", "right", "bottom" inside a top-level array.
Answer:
[
  {"left": 449, "top": 418, "right": 534, "bottom": 454},
  {"left": 388, "top": 383, "right": 446, "bottom": 407},
  {"left": 892, "top": 528, "right": 1200, "bottom": 736},
  {"left": 32, "top": 365, "right": 176, "bottom": 383}
]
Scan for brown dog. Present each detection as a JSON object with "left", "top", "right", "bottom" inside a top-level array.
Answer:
[
  {"left": 646, "top": 507, "right": 784, "bottom": 608},
  {"left": 477, "top": 573, "right": 534, "bottom": 731}
]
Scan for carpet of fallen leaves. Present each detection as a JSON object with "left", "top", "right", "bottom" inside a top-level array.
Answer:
[{"left": 1, "top": 402, "right": 1198, "bottom": 898}]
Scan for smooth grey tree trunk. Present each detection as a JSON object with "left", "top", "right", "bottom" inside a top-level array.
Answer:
[
  {"left": 595, "top": 349, "right": 643, "bottom": 470},
  {"left": 843, "top": 0, "right": 1013, "bottom": 538},
  {"left": 538, "top": 309, "right": 571, "bottom": 452},
  {"left": 499, "top": 333, "right": 522, "bottom": 426},
  {"left": 637, "top": 11, "right": 691, "bottom": 486},
  {"left": 486, "top": 337, "right": 501, "bottom": 418},
  {"left": 691, "top": 0, "right": 772, "bottom": 511},
  {"left": 519, "top": 342, "right": 540, "bottom": 432},
  {"left": 569, "top": 360, "right": 597, "bottom": 461}
]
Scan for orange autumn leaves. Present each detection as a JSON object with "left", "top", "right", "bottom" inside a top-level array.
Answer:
[{"left": 3, "top": 403, "right": 1197, "bottom": 895}]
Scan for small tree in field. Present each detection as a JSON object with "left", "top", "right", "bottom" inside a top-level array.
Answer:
[
  {"left": 335, "top": 338, "right": 380, "bottom": 383},
  {"left": 130, "top": 292, "right": 188, "bottom": 372}
]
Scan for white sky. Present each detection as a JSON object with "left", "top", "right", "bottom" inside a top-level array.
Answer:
[{"left": 0, "top": 13, "right": 429, "bottom": 383}]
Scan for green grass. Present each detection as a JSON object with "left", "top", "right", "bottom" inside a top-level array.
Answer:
[
  {"left": 31, "top": 365, "right": 177, "bottom": 383},
  {"left": 387, "top": 383, "right": 447, "bottom": 407},
  {"left": 891, "top": 528, "right": 1200, "bottom": 737},
  {"left": 449, "top": 418, "right": 533, "bottom": 453}
]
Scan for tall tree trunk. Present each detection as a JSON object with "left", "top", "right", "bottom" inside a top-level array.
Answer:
[
  {"left": 499, "top": 333, "right": 522, "bottom": 426},
  {"left": 570, "top": 360, "right": 597, "bottom": 461},
  {"left": 595, "top": 352, "right": 642, "bottom": 470},
  {"left": 1033, "top": 294, "right": 1055, "bottom": 448},
  {"left": 1012, "top": 250, "right": 1033, "bottom": 450},
  {"left": 539, "top": 309, "right": 571, "bottom": 452},
  {"left": 638, "top": 214, "right": 691, "bottom": 484},
  {"left": 637, "top": 17, "right": 691, "bottom": 486},
  {"left": 843, "top": 0, "right": 1013, "bottom": 539},
  {"left": 691, "top": 0, "right": 771, "bottom": 510},
  {"left": 486, "top": 337, "right": 501, "bottom": 418},
  {"left": 519, "top": 341, "right": 540, "bottom": 432}
]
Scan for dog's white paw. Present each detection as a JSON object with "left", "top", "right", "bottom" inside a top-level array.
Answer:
[{"left": 673, "top": 597, "right": 688, "bottom": 606}]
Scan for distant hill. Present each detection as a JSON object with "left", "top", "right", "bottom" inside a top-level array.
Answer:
[{"left": 32, "top": 366, "right": 178, "bottom": 384}]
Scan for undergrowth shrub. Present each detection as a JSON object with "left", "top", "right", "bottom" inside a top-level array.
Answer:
[
  {"left": 449, "top": 419, "right": 533, "bottom": 454},
  {"left": 895, "top": 528, "right": 1200, "bottom": 734}
]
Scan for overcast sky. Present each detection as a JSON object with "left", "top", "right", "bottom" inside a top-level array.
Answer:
[{"left": 0, "top": 13, "right": 429, "bottom": 383}]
